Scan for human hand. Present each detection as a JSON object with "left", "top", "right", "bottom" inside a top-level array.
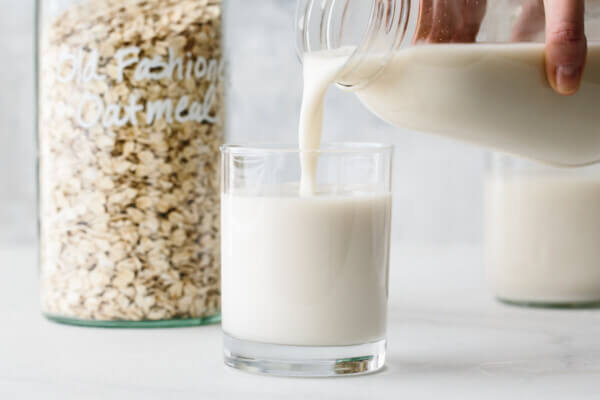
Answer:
[{"left": 413, "top": 0, "right": 488, "bottom": 43}]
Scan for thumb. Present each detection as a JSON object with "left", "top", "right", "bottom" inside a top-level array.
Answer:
[{"left": 545, "top": 0, "right": 587, "bottom": 95}]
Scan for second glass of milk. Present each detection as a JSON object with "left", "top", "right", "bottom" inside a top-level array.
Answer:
[
  {"left": 485, "top": 153, "right": 600, "bottom": 308},
  {"left": 221, "top": 143, "right": 393, "bottom": 377}
]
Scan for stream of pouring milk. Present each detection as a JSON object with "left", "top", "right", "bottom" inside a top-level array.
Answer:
[
  {"left": 299, "top": 51, "right": 349, "bottom": 195},
  {"left": 299, "top": 43, "right": 600, "bottom": 194}
]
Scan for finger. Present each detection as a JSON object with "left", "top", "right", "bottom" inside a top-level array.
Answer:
[
  {"left": 414, "top": 0, "right": 434, "bottom": 43},
  {"left": 511, "top": 0, "right": 546, "bottom": 42},
  {"left": 544, "top": 0, "right": 587, "bottom": 95},
  {"left": 454, "top": 0, "right": 487, "bottom": 43},
  {"left": 430, "top": 0, "right": 461, "bottom": 43}
]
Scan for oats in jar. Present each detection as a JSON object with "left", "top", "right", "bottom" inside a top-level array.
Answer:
[{"left": 38, "top": 0, "right": 223, "bottom": 323}]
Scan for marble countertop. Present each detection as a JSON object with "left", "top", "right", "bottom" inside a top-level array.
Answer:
[{"left": 1, "top": 243, "right": 599, "bottom": 399}]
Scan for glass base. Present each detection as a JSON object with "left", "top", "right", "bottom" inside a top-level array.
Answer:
[
  {"left": 497, "top": 297, "right": 600, "bottom": 309},
  {"left": 223, "top": 334, "right": 386, "bottom": 377},
  {"left": 44, "top": 313, "right": 221, "bottom": 328}
]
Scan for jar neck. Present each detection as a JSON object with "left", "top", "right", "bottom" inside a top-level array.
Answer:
[{"left": 296, "top": 0, "right": 413, "bottom": 88}]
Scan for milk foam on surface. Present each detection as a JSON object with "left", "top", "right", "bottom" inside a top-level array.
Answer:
[
  {"left": 221, "top": 190, "right": 392, "bottom": 346},
  {"left": 485, "top": 175, "right": 600, "bottom": 303},
  {"left": 303, "top": 43, "right": 600, "bottom": 167}
]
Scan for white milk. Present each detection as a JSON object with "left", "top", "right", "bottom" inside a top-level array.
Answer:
[
  {"left": 221, "top": 191, "right": 392, "bottom": 346},
  {"left": 298, "top": 51, "right": 349, "bottom": 195},
  {"left": 484, "top": 175, "right": 600, "bottom": 304},
  {"left": 301, "top": 43, "right": 600, "bottom": 169}
]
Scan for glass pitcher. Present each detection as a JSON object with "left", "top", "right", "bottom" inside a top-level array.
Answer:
[{"left": 296, "top": 0, "right": 600, "bottom": 166}]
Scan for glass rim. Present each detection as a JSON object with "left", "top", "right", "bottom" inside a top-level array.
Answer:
[{"left": 221, "top": 142, "right": 394, "bottom": 155}]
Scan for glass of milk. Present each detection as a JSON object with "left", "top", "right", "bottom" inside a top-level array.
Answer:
[
  {"left": 485, "top": 153, "right": 600, "bottom": 308},
  {"left": 221, "top": 143, "right": 393, "bottom": 377}
]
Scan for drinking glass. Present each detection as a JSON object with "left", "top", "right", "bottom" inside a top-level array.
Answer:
[
  {"left": 221, "top": 143, "right": 393, "bottom": 377},
  {"left": 485, "top": 153, "right": 600, "bottom": 308}
]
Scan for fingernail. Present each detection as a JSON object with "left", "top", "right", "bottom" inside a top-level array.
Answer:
[{"left": 556, "top": 65, "right": 581, "bottom": 95}]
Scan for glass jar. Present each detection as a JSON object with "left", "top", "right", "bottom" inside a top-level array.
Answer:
[
  {"left": 36, "top": 0, "right": 224, "bottom": 327},
  {"left": 296, "top": 0, "right": 600, "bottom": 166},
  {"left": 485, "top": 153, "right": 600, "bottom": 308}
]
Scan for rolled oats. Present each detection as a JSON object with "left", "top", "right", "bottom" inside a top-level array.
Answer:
[{"left": 39, "top": 0, "right": 223, "bottom": 322}]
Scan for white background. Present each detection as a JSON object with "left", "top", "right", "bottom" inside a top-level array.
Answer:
[{"left": 0, "top": 0, "right": 486, "bottom": 247}]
